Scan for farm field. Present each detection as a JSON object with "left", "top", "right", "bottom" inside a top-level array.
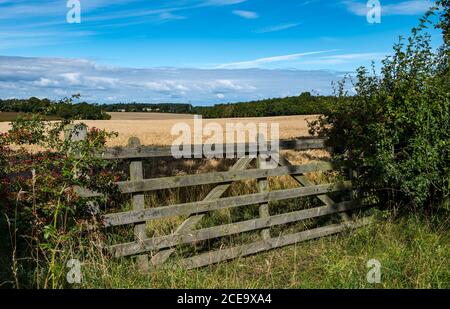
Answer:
[{"left": 0, "top": 113, "right": 319, "bottom": 147}]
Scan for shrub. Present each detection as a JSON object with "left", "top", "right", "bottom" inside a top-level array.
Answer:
[
  {"left": 0, "top": 114, "right": 121, "bottom": 288},
  {"left": 309, "top": 2, "right": 450, "bottom": 210}
]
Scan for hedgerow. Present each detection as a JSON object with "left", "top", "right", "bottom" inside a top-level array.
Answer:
[{"left": 309, "top": 2, "right": 450, "bottom": 210}]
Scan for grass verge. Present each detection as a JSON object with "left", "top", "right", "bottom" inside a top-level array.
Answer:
[{"left": 77, "top": 210, "right": 449, "bottom": 289}]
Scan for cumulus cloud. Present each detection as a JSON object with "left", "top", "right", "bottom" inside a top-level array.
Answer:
[{"left": 0, "top": 55, "right": 345, "bottom": 105}]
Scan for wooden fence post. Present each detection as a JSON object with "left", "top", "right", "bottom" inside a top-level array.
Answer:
[
  {"left": 64, "top": 123, "right": 88, "bottom": 166},
  {"left": 64, "top": 123, "right": 87, "bottom": 142},
  {"left": 257, "top": 134, "right": 271, "bottom": 241},
  {"left": 346, "top": 166, "right": 359, "bottom": 221},
  {"left": 64, "top": 124, "right": 100, "bottom": 216},
  {"left": 128, "top": 137, "right": 149, "bottom": 272},
  {"left": 348, "top": 167, "right": 358, "bottom": 200}
]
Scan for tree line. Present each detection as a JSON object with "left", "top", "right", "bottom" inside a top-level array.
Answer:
[
  {"left": 0, "top": 96, "right": 111, "bottom": 120},
  {"left": 0, "top": 93, "right": 334, "bottom": 120},
  {"left": 192, "top": 92, "right": 333, "bottom": 118},
  {"left": 103, "top": 103, "right": 193, "bottom": 113}
]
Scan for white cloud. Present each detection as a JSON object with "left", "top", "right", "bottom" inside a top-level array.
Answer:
[
  {"left": 33, "top": 78, "right": 58, "bottom": 87},
  {"left": 216, "top": 50, "right": 335, "bottom": 69},
  {"left": 206, "top": 0, "right": 247, "bottom": 6},
  {"left": 298, "top": 0, "right": 320, "bottom": 6},
  {"left": 300, "top": 52, "right": 387, "bottom": 66},
  {"left": 344, "top": 0, "right": 434, "bottom": 16},
  {"left": 61, "top": 72, "right": 81, "bottom": 85},
  {"left": 0, "top": 55, "right": 345, "bottom": 104},
  {"left": 159, "top": 12, "right": 187, "bottom": 21},
  {"left": 203, "top": 79, "right": 255, "bottom": 92},
  {"left": 143, "top": 81, "right": 190, "bottom": 93},
  {"left": 321, "top": 52, "right": 387, "bottom": 60},
  {"left": 0, "top": 0, "right": 246, "bottom": 27},
  {"left": 255, "top": 23, "right": 301, "bottom": 33},
  {"left": 232, "top": 10, "right": 259, "bottom": 19}
]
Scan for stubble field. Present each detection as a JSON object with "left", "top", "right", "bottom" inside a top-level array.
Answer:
[{"left": 0, "top": 112, "right": 320, "bottom": 147}]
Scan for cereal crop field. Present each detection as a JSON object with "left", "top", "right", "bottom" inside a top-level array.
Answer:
[{"left": 0, "top": 113, "right": 320, "bottom": 147}]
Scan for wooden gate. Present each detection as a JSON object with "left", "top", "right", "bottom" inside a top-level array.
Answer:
[{"left": 77, "top": 134, "right": 371, "bottom": 271}]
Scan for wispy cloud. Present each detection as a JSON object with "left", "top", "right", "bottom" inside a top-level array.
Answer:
[
  {"left": 205, "top": 0, "right": 247, "bottom": 6},
  {"left": 216, "top": 50, "right": 334, "bottom": 69},
  {"left": 158, "top": 12, "right": 187, "bottom": 21},
  {"left": 232, "top": 10, "right": 259, "bottom": 19},
  {"left": 344, "top": 0, "right": 434, "bottom": 16},
  {"left": 0, "top": 0, "right": 245, "bottom": 23},
  {"left": 255, "top": 23, "right": 301, "bottom": 33},
  {"left": 321, "top": 52, "right": 387, "bottom": 60},
  {"left": 300, "top": 52, "right": 387, "bottom": 65},
  {"left": 298, "top": 0, "right": 321, "bottom": 7},
  {"left": 0, "top": 0, "right": 249, "bottom": 48}
]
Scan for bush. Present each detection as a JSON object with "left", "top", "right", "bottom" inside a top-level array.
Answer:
[
  {"left": 0, "top": 115, "right": 120, "bottom": 288},
  {"left": 309, "top": 2, "right": 450, "bottom": 210}
]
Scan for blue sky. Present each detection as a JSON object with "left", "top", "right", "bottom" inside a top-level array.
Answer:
[{"left": 0, "top": 0, "right": 440, "bottom": 105}]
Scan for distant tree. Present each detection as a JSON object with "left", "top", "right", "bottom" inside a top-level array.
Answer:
[
  {"left": 0, "top": 95, "right": 110, "bottom": 120},
  {"left": 192, "top": 93, "right": 333, "bottom": 118}
]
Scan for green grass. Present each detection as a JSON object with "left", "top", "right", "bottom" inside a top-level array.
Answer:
[{"left": 76, "top": 211, "right": 449, "bottom": 289}]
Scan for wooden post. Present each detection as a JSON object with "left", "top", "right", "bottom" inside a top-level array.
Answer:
[
  {"left": 64, "top": 123, "right": 99, "bottom": 216},
  {"left": 64, "top": 123, "right": 87, "bottom": 142},
  {"left": 348, "top": 167, "right": 358, "bottom": 200},
  {"left": 128, "top": 137, "right": 149, "bottom": 272},
  {"left": 257, "top": 134, "right": 271, "bottom": 241},
  {"left": 64, "top": 124, "right": 88, "bottom": 161},
  {"left": 346, "top": 166, "right": 359, "bottom": 222}
]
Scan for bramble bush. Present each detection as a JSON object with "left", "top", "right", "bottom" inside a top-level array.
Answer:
[
  {"left": 0, "top": 113, "right": 122, "bottom": 288},
  {"left": 309, "top": 2, "right": 450, "bottom": 210}
]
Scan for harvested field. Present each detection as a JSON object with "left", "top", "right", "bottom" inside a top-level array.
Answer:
[{"left": 0, "top": 113, "right": 320, "bottom": 147}]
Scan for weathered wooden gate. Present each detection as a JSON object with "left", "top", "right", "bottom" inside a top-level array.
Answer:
[{"left": 78, "top": 134, "right": 371, "bottom": 271}]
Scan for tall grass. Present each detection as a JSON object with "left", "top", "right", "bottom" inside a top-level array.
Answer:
[{"left": 77, "top": 210, "right": 449, "bottom": 289}]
